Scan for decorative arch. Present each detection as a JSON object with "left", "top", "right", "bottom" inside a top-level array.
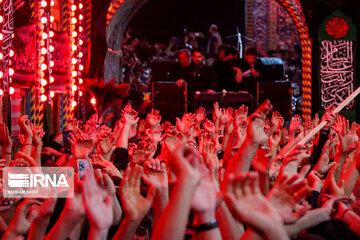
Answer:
[{"left": 273, "top": 0, "right": 312, "bottom": 119}]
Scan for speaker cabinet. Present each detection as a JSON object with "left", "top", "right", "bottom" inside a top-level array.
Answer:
[{"left": 152, "top": 81, "right": 187, "bottom": 123}]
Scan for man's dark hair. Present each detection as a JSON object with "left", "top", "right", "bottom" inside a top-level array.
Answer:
[
  {"left": 192, "top": 47, "right": 204, "bottom": 55},
  {"left": 245, "top": 47, "right": 258, "bottom": 56},
  {"left": 218, "top": 44, "right": 238, "bottom": 58},
  {"left": 178, "top": 48, "right": 191, "bottom": 57}
]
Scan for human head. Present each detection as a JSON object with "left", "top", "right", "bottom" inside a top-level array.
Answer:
[
  {"left": 192, "top": 48, "right": 204, "bottom": 64},
  {"left": 178, "top": 48, "right": 191, "bottom": 68},
  {"left": 209, "top": 24, "right": 218, "bottom": 34},
  {"left": 218, "top": 44, "right": 238, "bottom": 61},
  {"left": 245, "top": 47, "right": 258, "bottom": 65}
]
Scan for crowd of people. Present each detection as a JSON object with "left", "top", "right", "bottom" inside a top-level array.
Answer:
[
  {"left": 120, "top": 25, "right": 303, "bottom": 114},
  {"left": 0, "top": 98, "right": 359, "bottom": 239}
]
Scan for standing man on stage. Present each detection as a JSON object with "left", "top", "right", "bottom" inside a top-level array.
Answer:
[{"left": 206, "top": 24, "right": 223, "bottom": 58}]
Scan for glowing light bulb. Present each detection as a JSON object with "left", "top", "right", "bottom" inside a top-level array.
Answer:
[
  {"left": 41, "top": 17, "right": 47, "bottom": 24},
  {"left": 71, "top": 101, "right": 77, "bottom": 107},
  {"left": 78, "top": 52, "right": 83, "bottom": 58},
  {"left": 71, "top": 5, "right": 76, "bottom": 11},
  {"left": 0, "top": 34, "right": 3, "bottom": 40},
  {"left": 72, "top": 85, "right": 78, "bottom": 91},
  {"left": 50, "top": 91, "right": 55, "bottom": 98},
  {"left": 9, "top": 87, "right": 14, "bottom": 95},
  {"left": 9, "top": 68, "right": 14, "bottom": 76},
  {"left": 41, "top": 94, "right": 47, "bottom": 102},
  {"left": 41, "top": 1, "right": 47, "bottom": 7},
  {"left": 50, "top": 76, "right": 54, "bottom": 83},
  {"left": 72, "top": 71, "right": 77, "bottom": 77},
  {"left": 50, "top": 60, "right": 54, "bottom": 67},
  {"left": 41, "top": 63, "right": 47, "bottom": 70},
  {"left": 49, "top": 45, "right": 54, "bottom": 52},
  {"left": 9, "top": 50, "right": 14, "bottom": 57},
  {"left": 72, "top": 31, "right": 77, "bottom": 37},
  {"left": 79, "top": 26, "right": 83, "bottom": 32},
  {"left": 51, "top": 0, "right": 54, "bottom": 6},
  {"left": 79, "top": 78, "right": 83, "bottom": 84},
  {"left": 79, "top": 91, "right": 83, "bottom": 96},
  {"left": 42, "top": 33, "right": 48, "bottom": 39},
  {"left": 0, "top": 71, "right": 3, "bottom": 78},
  {"left": 41, "top": 47, "right": 47, "bottom": 55},
  {"left": 72, "top": 58, "right": 77, "bottom": 64},
  {"left": 72, "top": 45, "right": 77, "bottom": 51},
  {"left": 71, "top": 18, "right": 77, "bottom": 24},
  {"left": 0, "top": 89, "right": 3, "bottom": 95},
  {"left": 79, "top": 64, "right": 84, "bottom": 71},
  {"left": 90, "top": 97, "right": 96, "bottom": 105},
  {"left": 79, "top": 3, "right": 83, "bottom": 9},
  {"left": 49, "top": 31, "right": 54, "bottom": 38},
  {"left": 41, "top": 79, "right": 47, "bottom": 86},
  {"left": 79, "top": 14, "right": 83, "bottom": 20},
  {"left": 50, "top": 16, "right": 54, "bottom": 22},
  {"left": 79, "top": 39, "right": 83, "bottom": 45},
  {"left": 0, "top": 16, "right": 3, "bottom": 23}
]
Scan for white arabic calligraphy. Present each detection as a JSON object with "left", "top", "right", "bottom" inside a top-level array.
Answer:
[{"left": 320, "top": 40, "right": 354, "bottom": 110}]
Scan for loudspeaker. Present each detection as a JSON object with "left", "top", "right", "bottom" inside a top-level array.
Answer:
[
  {"left": 151, "top": 58, "right": 178, "bottom": 82},
  {"left": 257, "top": 81, "right": 291, "bottom": 119},
  {"left": 258, "top": 57, "right": 285, "bottom": 81},
  {"left": 152, "top": 81, "right": 187, "bottom": 123}
]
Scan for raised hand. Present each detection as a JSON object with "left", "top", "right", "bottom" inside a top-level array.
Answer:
[
  {"left": 91, "top": 154, "right": 122, "bottom": 179},
  {"left": 18, "top": 115, "right": 33, "bottom": 140},
  {"left": 195, "top": 107, "right": 206, "bottom": 123},
  {"left": 203, "top": 119, "right": 216, "bottom": 136},
  {"left": 176, "top": 113, "right": 196, "bottom": 135},
  {"left": 314, "top": 140, "right": 336, "bottom": 174},
  {"left": 289, "top": 115, "right": 302, "bottom": 141},
  {"left": 122, "top": 109, "right": 139, "bottom": 126},
  {"left": 0, "top": 122, "right": 12, "bottom": 152},
  {"left": 321, "top": 106, "right": 337, "bottom": 131},
  {"left": 279, "top": 144, "right": 311, "bottom": 178},
  {"left": 69, "top": 132, "right": 94, "bottom": 159},
  {"left": 223, "top": 172, "right": 286, "bottom": 238},
  {"left": 146, "top": 109, "right": 161, "bottom": 128},
  {"left": 329, "top": 164, "right": 345, "bottom": 197},
  {"left": 80, "top": 169, "right": 113, "bottom": 234},
  {"left": 267, "top": 174, "right": 311, "bottom": 224},
  {"left": 119, "top": 165, "right": 156, "bottom": 221},
  {"left": 332, "top": 116, "right": 358, "bottom": 154},
  {"left": 143, "top": 158, "right": 168, "bottom": 190},
  {"left": 307, "top": 170, "right": 324, "bottom": 192},
  {"left": 32, "top": 126, "right": 45, "bottom": 147}
]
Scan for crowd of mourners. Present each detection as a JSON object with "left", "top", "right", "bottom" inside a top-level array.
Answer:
[{"left": 0, "top": 98, "right": 359, "bottom": 240}]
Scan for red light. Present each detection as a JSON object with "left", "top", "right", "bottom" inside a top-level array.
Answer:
[
  {"left": 50, "top": 91, "right": 55, "bottom": 98},
  {"left": 41, "top": 63, "right": 47, "bottom": 70},
  {"left": 79, "top": 14, "right": 84, "bottom": 20},
  {"left": 72, "top": 85, "right": 78, "bottom": 91},
  {"left": 79, "top": 39, "right": 83, "bottom": 45},
  {"left": 41, "top": 79, "right": 47, "bottom": 86},
  {"left": 71, "top": 18, "right": 77, "bottom": 24},
  {"left": 79, "top": 78, "right": 83, "bottom": 84},
  {"left": 9, "top": 68, "right": 14, "bottom": 76},
  {"left": 0, "top": 71, "right": 3, "bottom": 78},
  {"left": 50, "top": 76, "right": 54, "bottom": 83},
  {"left": 0, "top": 89, "right": 3, "bottom": 95},
  {"left": 72, "top": 45, "right": 77, "bottom": 51},
  {"left": 0, "top": 34, "right": 3, "bottom": 40},
  {"left": 50, "top": 16, "right": 54, "bottom": 22},
  {"left": 71, "top": 101, "right": 77, "bottom": 107},
  {"left": 49, "top": 45, "right": 54, "bottom": 52},
  {"left": 79, "top": 91, "right": 83, "bottom": 96},
  {"left": 90, "top": 97, "right": 96, "bottom": 105},
  {"left": 0, "top": 16, "right": 3, "bottom": 23},
  {"left": 51, "top": 0, "right": 54, "bottom": 6},
  {"left": 41, "top": 94, "right": 47, "bottom": 102},
  {"left": 49, "top": 31, "right": 54, "bottom": 38},
  {"left": 79, "top": 3, "right": 83, "bottom": 9},
  {"left": 41, "top": 1, "right": 47, "bottom": 7},
  {"left": 79, "top": 65, "right": 84, "bottom": 71},
  {"left": 50, "top": 60, "right": 54, "bottom": 67},
  {"left": 79, "top": 26, "right": 83, "bottom": 32},
  {"left": 9, "top": 87, "right": 14, "bottom": 95},
  {"left": 9, "top": 50, "right": 14, "bottom": 57},
  {"left": 72, "top": 58, "right": 77, "bottom": 64},
  {"left": 78, "top": 52, "right": 83, "bottom": 58},
  {"left": 72, "top": 31, "right": 77, "bottom": 37},
  {"left": 42, "top": 33, "right": 48, "bottom": 39},
  {"left": 41, "top": 48, "right": 47, "bottom": 55},
  {"left": 72, "top": 71, "right": 77, "bottom": 77},
  {"left": 71, "top": 5, "right": 76, "bottom": 11}
]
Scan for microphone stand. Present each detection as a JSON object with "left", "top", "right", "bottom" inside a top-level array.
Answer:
[{"left": 226, "top": 28, "right": 256, "bottom": 59}]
